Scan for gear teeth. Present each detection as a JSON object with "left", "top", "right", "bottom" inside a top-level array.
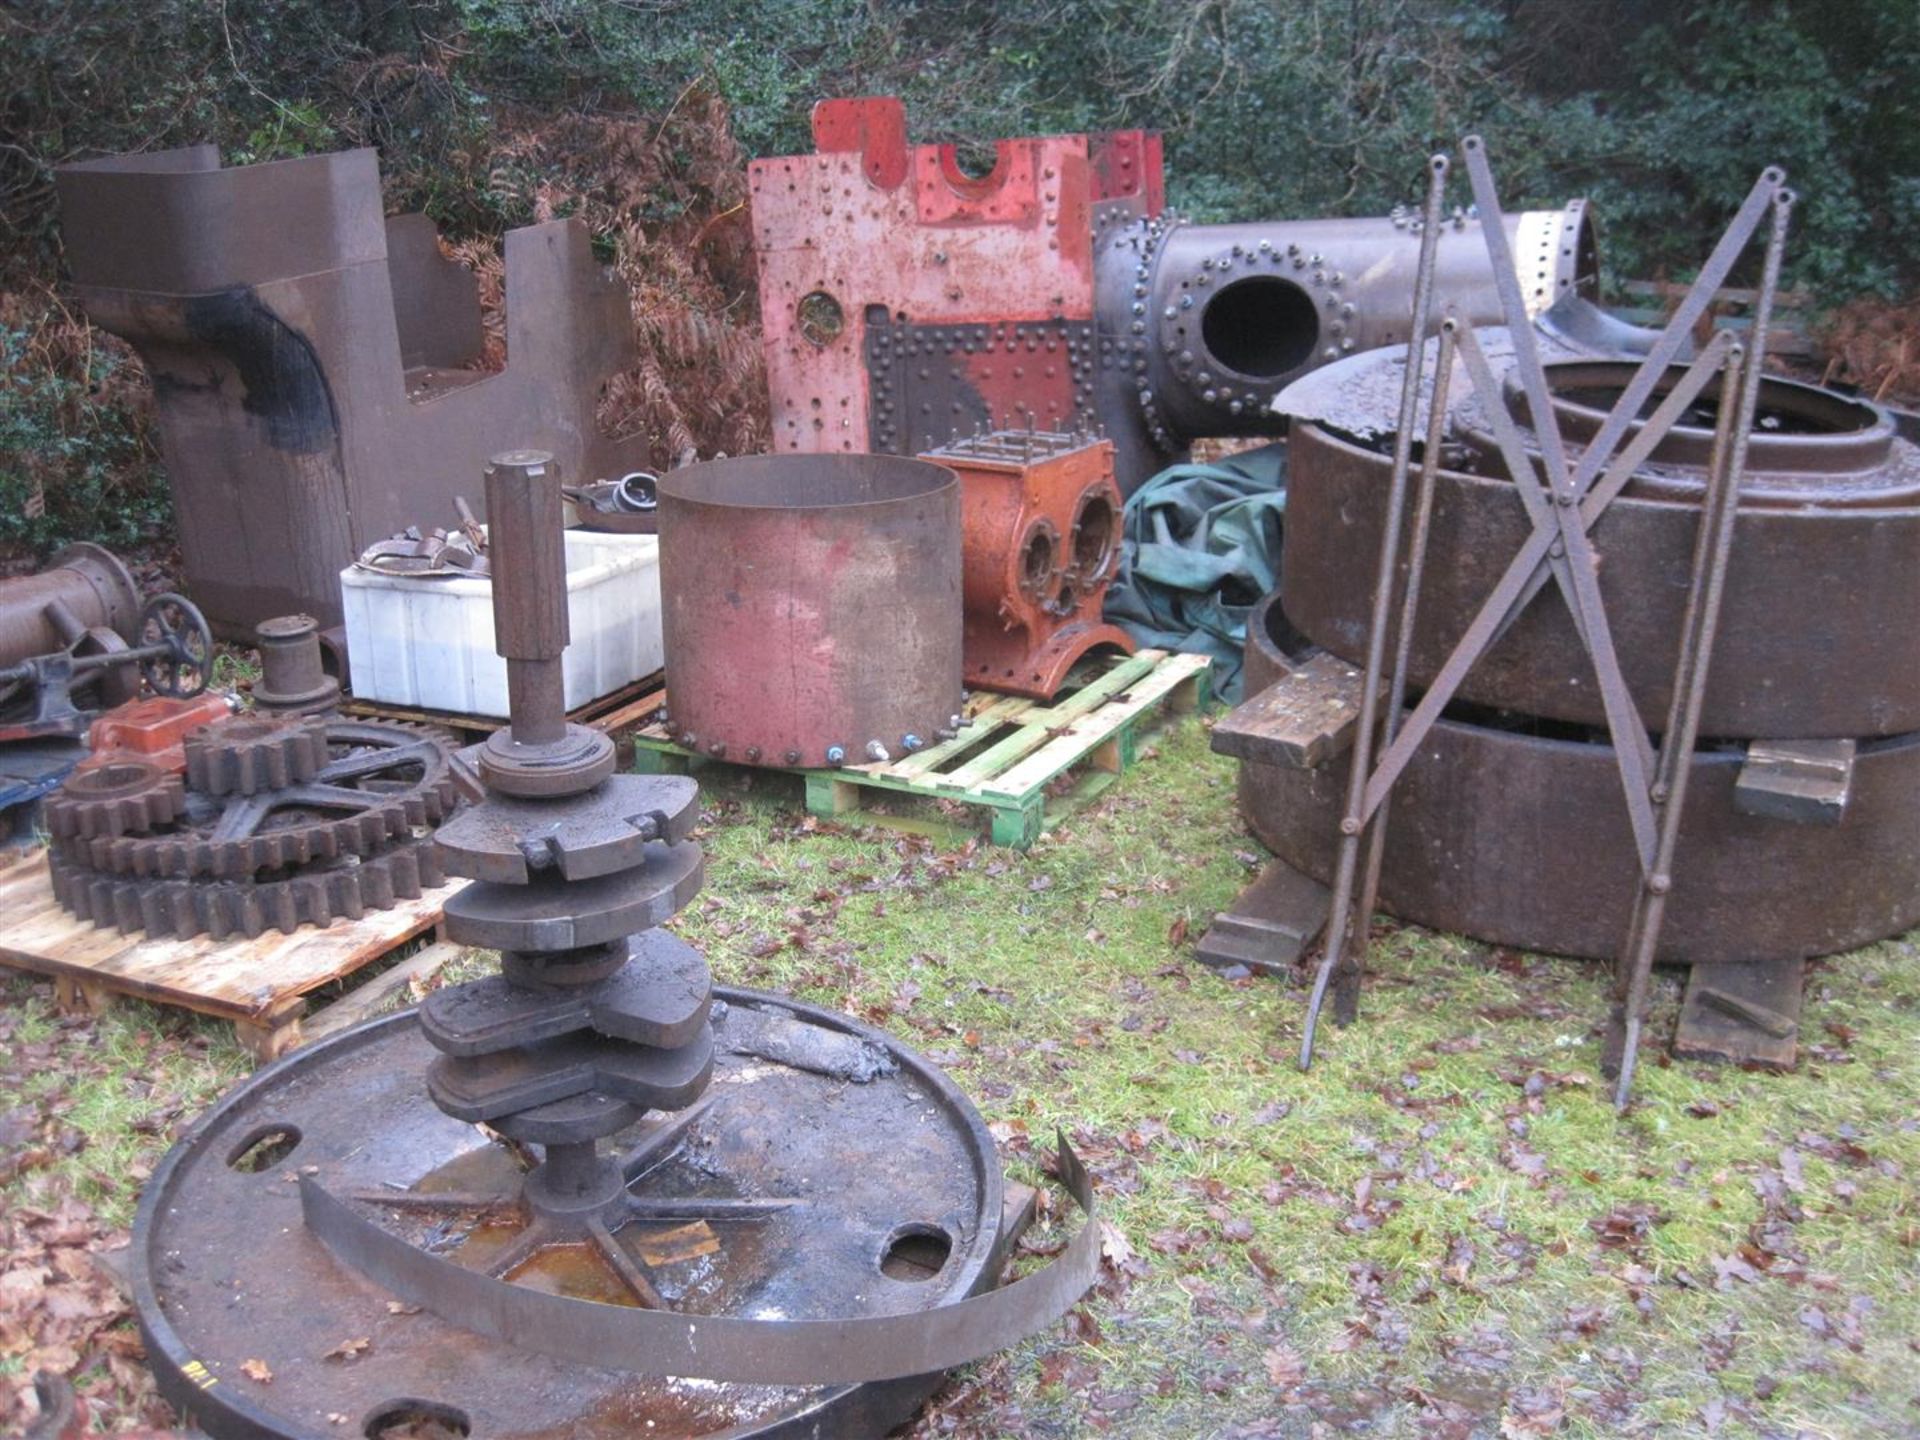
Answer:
[
  {"left": 43, "top": 763, "right": 185, "bottom": 839},
  {"left": 185, "top": 716, "right": 331, "bottom": 796},
  {"left": 48, "top": 839, "right": 446, "bottom": 943},
  {"left": 66, "top": 719, "right": 462, "bottom": 880}
]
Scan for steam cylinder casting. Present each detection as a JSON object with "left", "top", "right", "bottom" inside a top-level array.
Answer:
[{"left": 657, "top": 454, "right": 964, "bottom": 769}]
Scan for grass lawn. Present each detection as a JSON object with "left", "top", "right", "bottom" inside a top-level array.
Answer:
[{"left": 3, "top": 711, "right": 1916, "bottom": 1437}]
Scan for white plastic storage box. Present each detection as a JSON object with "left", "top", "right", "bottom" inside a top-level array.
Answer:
[{"left": 340, "top": 530, "right": 662, "bottom": 718}]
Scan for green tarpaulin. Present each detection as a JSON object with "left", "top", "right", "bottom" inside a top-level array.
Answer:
[{"left": 1104, "top": 442, "right": 1287, "bottom": 702}]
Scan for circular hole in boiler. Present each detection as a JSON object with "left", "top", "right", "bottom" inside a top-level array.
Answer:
[
  {"left": 1021, "top": 527, "right": 1057, "bottom": 594},
  {"left": 796, "top": 290, "right": 845, "bottom": 348},
  {"left": 880, "top": 1222, "right": 954, "bottom": 1281},
  {"left": 226, "top": 1124, "right": 302, "bottom": 1173},
  {"left": 951, "top": 139, "right": 1000, "bottom": 181},
  {"left": 1069, "top": 492, "right": 1118, "bottom": 580},
  {"left": 363, "top": 1399, "right": 472, "bottom": 1440},
  {"left": 1200, "top": 276, "right": 1320, "bottom": 380}
]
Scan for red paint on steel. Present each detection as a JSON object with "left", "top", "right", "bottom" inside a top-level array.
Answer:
[{"left": 658, "top": 455, "right": 963, "bottom": 768}]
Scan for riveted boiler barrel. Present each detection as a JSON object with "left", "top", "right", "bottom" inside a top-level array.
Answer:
[{"left": 658, "top": 455, "right": 963, "bottom": 768}]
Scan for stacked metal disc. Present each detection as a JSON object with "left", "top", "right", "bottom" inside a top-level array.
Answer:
[
  {"left": 424, "top": 451, "right": 715, "bottom": 1229},
  {"left": 45, "top": 712, "right": 460, "bottom": 940}
]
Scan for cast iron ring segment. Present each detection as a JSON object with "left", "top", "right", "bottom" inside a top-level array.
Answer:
[{"left": 130, "top": 995, "right": 1098, "bottom": 1439}]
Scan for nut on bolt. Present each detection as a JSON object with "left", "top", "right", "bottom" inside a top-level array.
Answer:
[
  {"left": 825, "top": 744, "right": 846, "bottom": 767},
  {"left": 902, "top": 734, "right": 923, "bottom": 753}
]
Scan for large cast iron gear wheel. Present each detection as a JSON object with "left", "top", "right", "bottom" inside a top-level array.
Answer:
[
  {"left": 184, "top": 714, "right": 331, "bottom": 796},
  {"left": 61, "top": 720, "right": 462, "bottom": 880},
  {"left": 42, "top": 761, "right": 187, "bottom": 840},
  {"left": 49, "top": 838, "right": 447, "bottom": 942}
]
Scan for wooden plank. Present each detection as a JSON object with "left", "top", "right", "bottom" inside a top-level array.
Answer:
[
  {"left": 1210, "top": 651, "right": 1362, "bottom": 769},
  {"left": 1674, "top": 957, "right": 1806, "bottom": 1070},
  {"left": 940, "top": 651, "right": 1165, "bottom": 789},
  {"left": 1196, "top": 860, "right": 1332, "bottom": 976},
  {"left": 979, "top": 653, "right": 1208, "bottom": 798},
  {"left": 589, "top": 685, "right": 668, "bottom": 737},
  {"left": 300, "top": 940, "right": 466, "bottom": 1046},
  {"left": 876, "top": 694, "right": 1031, "bottom": 777},
  {"left": 0, "top": 852, "right": 461, "bottom": 1023}
]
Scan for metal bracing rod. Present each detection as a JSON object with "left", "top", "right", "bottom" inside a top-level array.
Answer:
[
  {"left": 1460, "top": 137, "right": 1664, "bottom": 867},
  {"left": 1609, "top": 185, "right": 1795, "bottom": 1107},
  {"left": 1298, "top": 154, "right": 1451, "bottom": 1071},
  {"left": 1358, "top": 329, "right": 1738, "bottom": 819},
  {"left": 1607, "top": 347, "right": 1744, "bottom": 1106},
  {"left": 1344, "top": 316, "right": 1460, "bottom": 1027}
]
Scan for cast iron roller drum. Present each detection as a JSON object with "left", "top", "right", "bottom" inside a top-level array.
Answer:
[
  {"left": 1234, "top": 592, "right": 1920, "bottom": 966},
  {"left": 1280, "top": 391, "right": 1920, "bottom": 739},
  {"left": 130, "top": 995, "right": 1101, "bottom": 1440},
  {"left": 657, "top": 454, "right": 964, "bottom": 769}
]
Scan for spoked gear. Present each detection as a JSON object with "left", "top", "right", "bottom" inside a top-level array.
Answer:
[
  {"left": 184, "top": 714, "right": 331, "bottom": 796},
  {"left": 49, "top": 838, "right": 447, "bottom": 942},
  {"left": 42, "top": 761, "right": 187, "bottom": 839},
  {"left": 62, "top": 720, "right": 462, "bottom": 880}
]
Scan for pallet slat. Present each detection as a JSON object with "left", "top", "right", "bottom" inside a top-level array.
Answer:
[
  {"left": 0, "top": 852, "right": 462, "bottom": 1061},
  {"left": 630, "top": 649, "right": 1211, "bottom": 848}
]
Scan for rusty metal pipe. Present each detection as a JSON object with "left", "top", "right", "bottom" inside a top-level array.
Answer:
[{"left": 0, "top": 544, "right": 142, "bottom": 665}]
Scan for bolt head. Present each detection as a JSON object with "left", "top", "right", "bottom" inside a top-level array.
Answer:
[{"left": 825, "top": 745, "right": 846, "bottom": 766}]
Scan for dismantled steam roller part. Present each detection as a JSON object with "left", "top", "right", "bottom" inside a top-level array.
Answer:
[
  {"left": 1213, "top": 140, "right": 1886, "bottom": 1097},
  {"left": 923, "top": 428, "right": 1136, "bottom": 698},
  {"left": 0, "top": 544, "right": 212, "bottom": 743},
  {"left": 750, "top": 96, "right": 1597, "bottom": 493},
  {"left": 130, "top": 449, "right": 1098, "bottom": 1440},
  {"left": 657, "top": 453, "right": 966, "bottom": 767},
  {"left": 46, "top": 715, "right": 462, "bottom": 938}
]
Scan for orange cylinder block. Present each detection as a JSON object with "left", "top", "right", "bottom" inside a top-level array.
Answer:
[{"left": 925, "top": 431, "right": 1136, "bottom": 699}]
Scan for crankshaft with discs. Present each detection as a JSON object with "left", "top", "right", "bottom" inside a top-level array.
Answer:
[{"left": 127, "top": 450, "right": 1101, "bottom": 1440}]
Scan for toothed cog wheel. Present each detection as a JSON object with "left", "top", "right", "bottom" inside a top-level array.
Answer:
[
  {"left": 48, "top": 839, "right": 447, "bottom": 942},
  {"left": 183, "top": 714, "right": 331, "bottom": 796},
  {"left": 42, "top": 761, "right": 187, "bottom": 839},
  {"left": 59, "top": 719, "right": 462, "bottom": 880}
]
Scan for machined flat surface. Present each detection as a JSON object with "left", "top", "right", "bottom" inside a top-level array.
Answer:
[
  {"left": 442, "top": 840, "right": 704, "bottom": 950},
  {"left": 132, "top": 992, "right": 1007, "bottom": 1439},
  {"left": 434, "top": 773, "right": 702, "bottom": 882},
  {"left": 421, "top": 929, "right": 712, "bottom": 1055}
]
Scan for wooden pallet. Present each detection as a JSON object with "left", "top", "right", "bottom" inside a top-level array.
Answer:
[
  {"left": 343, "top": 671, "right": 667, "bottom": 745},
  {"left": 0, "top": 852, "right": 465, "bottom": 1062},
  {"left": 632, "top": 649, "right": 1211, "bottom": 847}
]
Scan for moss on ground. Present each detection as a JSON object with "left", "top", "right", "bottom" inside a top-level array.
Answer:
[{"left": 4, "top": 711, "right": 1916, "bottom": 1437}]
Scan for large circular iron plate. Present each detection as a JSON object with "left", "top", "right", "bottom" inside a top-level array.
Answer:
[
  {"left": 1237, "top": 592, "right": 1920, "bottom": 965},
  {"left": 132, "top": 990, "right": 1003, "bottom": 1440}
]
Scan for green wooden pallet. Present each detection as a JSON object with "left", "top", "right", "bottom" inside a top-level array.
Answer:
[{"left": 631, "top": 649, "right": 1211, "bottom": 848}]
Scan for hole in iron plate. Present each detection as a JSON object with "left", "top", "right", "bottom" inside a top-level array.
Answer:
[
  {"left": 226, "top": 1124, "right": 301, "bottom": 1173},
  {"left": 364, "top": 1399, "right": 471, "bottom": 1439},
  {"left": 880, "top": 1222, "right": 954, "bottom": 1281}
]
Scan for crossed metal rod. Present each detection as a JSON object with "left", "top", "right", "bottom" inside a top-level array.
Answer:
[{"left": 1296, "top": 136, "right": 1794, "bottom": 1106}]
